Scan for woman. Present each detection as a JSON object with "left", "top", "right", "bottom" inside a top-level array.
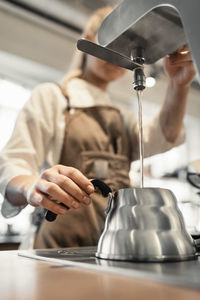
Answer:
[{"left": 0, "top": 6, "right": 195, "bottom": 248}]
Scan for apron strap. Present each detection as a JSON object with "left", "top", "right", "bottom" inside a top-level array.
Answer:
[{"left": 54, "top": 82, "right": 71, "bottom": 112}]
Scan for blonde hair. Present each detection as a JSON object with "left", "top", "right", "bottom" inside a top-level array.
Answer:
[{"left": 61, "top": 6, "right": 114, "bottom": 92}]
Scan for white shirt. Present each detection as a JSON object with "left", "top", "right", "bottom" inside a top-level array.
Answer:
[{"left": 0, "top": 78, "right": 185, "bottom": 217}]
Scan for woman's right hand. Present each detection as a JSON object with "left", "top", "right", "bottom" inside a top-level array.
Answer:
[{"left": 23, "top": 165, "right": 95, "bottom": 216}]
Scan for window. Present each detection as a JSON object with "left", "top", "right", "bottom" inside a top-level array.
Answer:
[
  {"left": 0, "top": 79, "right": 30, "bottom": 150},
  {"left": 0, "top": 78, "right": 33, "bottom": 237}
]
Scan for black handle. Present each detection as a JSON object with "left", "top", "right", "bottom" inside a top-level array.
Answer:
[
  {"left": 187, "top": 172, "right": 200, "bottom": 189},
  {"left": 45, "top": 179, "right": 112, "bottom": 222},
  {"left": 45, "top": 203, "right": 70, "bottom": 222},
  {"left": 90, "top": 179, "right": 112, "bottom": 197},
  {"left": 194, "top": 238, "right": 200, "bottom": 253}
]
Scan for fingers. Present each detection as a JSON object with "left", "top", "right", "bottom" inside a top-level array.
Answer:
[
  {"left": 165, "top": 57, "right": 196, "bottom": 78},
  {"left": 165, "top": 47, "right": 196, "bottom": 77},
  {"left": 168, "top": 45, "right": 193, "bottom": 63},
  {"left": 27, "top": 165, "right": 95, "bottom": 215},
  {"left": 35, "top": 178, "right": 81, "bottom": 209},
  {"left": 168, "top": 61, "right": 194, "bottom": 69},
  {"left": 42, "top": 171, "right": 92, "bottom": 205},
  {"left": 176, "top": 44, "right": 189, "bottom": 54},
  {"left": 39, "top": 165, "right": 94, "bottom": 209},
  {"left": 55, "top": 165, "right": 94, "bottom": 194},
  {"left": 27, "top": 190, "right": 68, "bottom": 215},
  {"left": 170, "top": 44, "right": 189, "bottom": 55},
  {"left": 167, "top": 52, "right": 192, "bottom": 64}
]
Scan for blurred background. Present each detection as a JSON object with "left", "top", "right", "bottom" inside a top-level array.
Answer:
[{"left": 0, "top": 0, "right": 200, "bottom": 249}]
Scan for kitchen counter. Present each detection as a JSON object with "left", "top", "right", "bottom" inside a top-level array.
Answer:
[{"left": 1, "top": 248, "right": 200, "bottom": 300}]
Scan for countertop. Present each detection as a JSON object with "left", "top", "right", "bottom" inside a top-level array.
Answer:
[{"left": 1, "top": 248, "right": 200, "bottom": 300}]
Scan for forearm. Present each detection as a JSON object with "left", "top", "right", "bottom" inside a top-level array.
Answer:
[
  {"left": 159, "top": 80, "right": 190, "bottom": 143},
  {"left": 5, "top": 175, "right": 38, "bottom": 207}
]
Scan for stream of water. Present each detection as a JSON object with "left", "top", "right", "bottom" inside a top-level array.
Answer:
[{"left": 136, "top": 90, "right": 144, "bottom": 188}]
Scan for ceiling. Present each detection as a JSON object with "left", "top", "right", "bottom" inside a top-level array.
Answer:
[{"left": 5, "top": 0, "right": 120, "bottom": 32}]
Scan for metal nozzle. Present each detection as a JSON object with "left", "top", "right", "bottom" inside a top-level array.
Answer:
[
  {"left": 131, "top": 48, "right": 146, "bottom": 91},
  {"left": 133, "top": 67, "right": 146, "bottom": 91}
]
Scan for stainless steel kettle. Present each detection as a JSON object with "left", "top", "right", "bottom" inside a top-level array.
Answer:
[{"left": 96, "top": 185, "right": 200, "bottom": 262}]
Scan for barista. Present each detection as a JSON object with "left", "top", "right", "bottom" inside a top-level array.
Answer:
[{"left": 0, "top": 6, "right": 195, "bottom": 248}]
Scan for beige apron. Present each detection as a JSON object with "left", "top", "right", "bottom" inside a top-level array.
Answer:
[{"left": 34, "top": 91, "right": 132, "bottom": 249}]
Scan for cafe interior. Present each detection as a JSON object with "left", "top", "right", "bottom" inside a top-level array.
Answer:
[{"left": 0, "top": 0, "right": 200, "bottom": 299}]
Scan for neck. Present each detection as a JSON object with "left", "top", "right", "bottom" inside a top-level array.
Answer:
[{"left": 81, "top": 71, "right": 108, "bottom": 91}]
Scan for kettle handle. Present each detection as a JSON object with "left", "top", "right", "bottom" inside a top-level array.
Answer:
[
  {"left": 193, "top": 238, "right": 200, "bottom": 254},
  {"left": 45, "top": 179, "right": 112, "bottom": 222}
]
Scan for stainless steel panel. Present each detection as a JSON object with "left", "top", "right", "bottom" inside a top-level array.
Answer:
[
  {"left": 19, "top": 247, "right": 200, "bottom": 289},
  {"left": 98, "top": 0, "right": 200, "bottom": 79}
]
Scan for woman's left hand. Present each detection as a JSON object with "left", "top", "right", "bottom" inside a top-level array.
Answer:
[{"left": 163, "top": 45, "right": 196, "bottom": 87}]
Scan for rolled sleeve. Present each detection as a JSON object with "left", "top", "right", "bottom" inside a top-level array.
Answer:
[
  {"left": 127, "top": 113, "right": 185, "bottom": 161},
  {"left": 0, "top": 83, "right": 67, "bottom": 218},
  {"left": 0, "top": 163, "right": 31, "bottom": 218}
]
